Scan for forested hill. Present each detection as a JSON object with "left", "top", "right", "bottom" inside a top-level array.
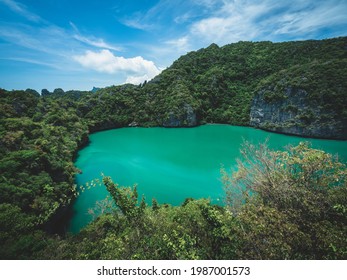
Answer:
[
  {"left": 138, "top": 36, "right": 347, "bottom": 138},
  {"left": 70, "top": 36, "right": 347, "bottom": 139},
  {"left": 1, "top": 37, "right": 347, "bottom": 260}
]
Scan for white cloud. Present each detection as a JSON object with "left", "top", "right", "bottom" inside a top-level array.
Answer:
[
  {"left": 174, "top": 13, "right": 194, "bottom": 24},
  {"left": 69, "top": 22, "right": 122, "bottom": 51},
  {"left": 273, "top": 1, "right": 347, "bottom": 35},
  {"left": 125, "top": 74, "right": 152, "bottom": 85},
  {"left": 1, "top": 56, "right": 60, "bottom": 69},
  {"left": 120, "top": 18, "right": 153, "bottom": 31},
  {"left": 0, "top": 24, "right": 69, "bottom": 56},
  {"left": 73, "top": 34, "right": 122, "bottom": 51},
  {"left": 118, "top": 0, "right": 221, "bottom": 31},
  {"left": 73, "top": 49, "right": 161, "bottom": 84},
  {"left": 189, "top": 0, "right": 275, "bottom": 44},
  {"left": 184, "top": 0, "right": 347, "bottom": 46},
  {"left": 0, "top": 0, "right": 43, "bottom": 23},
  {"left": 165, "top": 36, "right": 191, "bottom": 52}
]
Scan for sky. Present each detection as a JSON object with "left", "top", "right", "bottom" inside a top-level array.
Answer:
[{"left": 0, "top": 0, "right": 346, "bottom": 92}]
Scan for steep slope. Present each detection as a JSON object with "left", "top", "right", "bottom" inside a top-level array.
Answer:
[
  {"left": 135, "top": 37, "right": 346, "bottom": 138},
  {"left": 251, "top": 59, "right": 347, "bottom": 139}
]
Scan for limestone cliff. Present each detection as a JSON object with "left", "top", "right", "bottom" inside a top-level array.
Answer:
[
  {"left": 250, "top": 60, "right": 347, "bottom": 139},
  {"left": 250, "top": 87, "right": 347, "bottom": 139},
  {"left": 162, "top": 103, "right": 197, "bottom": 127}
]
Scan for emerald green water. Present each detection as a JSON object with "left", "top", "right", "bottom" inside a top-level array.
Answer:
[{"left": 68, "top": 125, "right": 347, "bottom": 232}]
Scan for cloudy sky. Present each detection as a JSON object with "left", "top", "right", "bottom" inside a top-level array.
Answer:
[{"left": 0, "top": 0, "right": 346, "bottom": 92}]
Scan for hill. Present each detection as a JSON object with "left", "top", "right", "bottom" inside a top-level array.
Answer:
[{"left": 82, "top": 37, "right": 346, "bottom": 138}]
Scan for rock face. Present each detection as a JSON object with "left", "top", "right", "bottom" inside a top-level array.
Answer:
[
  {"left": 162, "top": 103, "right": 197, "bottom": 127},
  {"left": 250, "top": 86, "right": 347, "bottom": 139}
]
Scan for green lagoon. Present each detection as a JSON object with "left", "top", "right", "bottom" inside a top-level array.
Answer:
[{"left": 68, "top": 125, "right": 347, "bottom": 232}]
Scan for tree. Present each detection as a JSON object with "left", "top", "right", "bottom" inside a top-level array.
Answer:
[
  {"left": 102, "top": 176, "right": 145, "bottom": 220},
  {"left": 25, "top": 88, "right": 40, "bottom": 96},
  {"left": 41, "top": 89, "right": 51, "bottom": 96},
  {"left": 53, "top": 88, "right": 65, "bottom": 95}
]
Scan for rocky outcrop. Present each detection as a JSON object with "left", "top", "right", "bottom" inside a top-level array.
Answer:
[
  {"left": 250, "top": 86, "right": 347, "bottom": 139},
  {"left": 162, "top": 103, "right": 197, "bottom": 127}
]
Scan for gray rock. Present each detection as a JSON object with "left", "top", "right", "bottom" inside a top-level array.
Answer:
[
  {"left": 250, "top": 86, "right": 347, "bottom": 139},
  {"left": 162, "top": 103, "right": 197, "bottom": 127}
]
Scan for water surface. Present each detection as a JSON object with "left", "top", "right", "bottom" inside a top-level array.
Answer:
[{"left": 69, "top": 125, "right": 347, "bottom": 232}]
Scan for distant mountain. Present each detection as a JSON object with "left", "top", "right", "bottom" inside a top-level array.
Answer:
[{"left": 91, "top": 87, "right": 101, "bottom": 93}]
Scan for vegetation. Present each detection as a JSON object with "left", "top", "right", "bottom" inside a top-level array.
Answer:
[
  {"left": 222, "top": 142, "right": 347, "bottom": 259},
  {"left": 36, "top": 143, "right": 347, "bottom": 260},
  {"left": 0, "top": 88, "right": 89, "bottom": 258},
  {"left": 52, "top": 37, "right": 347, "bottom": 131},
  {"left": 0, "top": 37, "right": 346, "bottom": 259}
]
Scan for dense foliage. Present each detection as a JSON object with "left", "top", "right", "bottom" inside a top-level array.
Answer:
[
  {"left": 0, "top": 88, "right": 89, "bottom": 258},
  {"left": 142, "top": 37, "right": 347, "bottom": 127},
  {"left": 0, "top": 37, "right": 346, "bottom": 259}
]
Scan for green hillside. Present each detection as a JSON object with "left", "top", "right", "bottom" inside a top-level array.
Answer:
[{"left": 76, "top": 37, "right": 347, "bottom": 138}]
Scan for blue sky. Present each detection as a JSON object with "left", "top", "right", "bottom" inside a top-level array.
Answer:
[{"left": 0, "top": 0, "right": 346, "bottom": 92}]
